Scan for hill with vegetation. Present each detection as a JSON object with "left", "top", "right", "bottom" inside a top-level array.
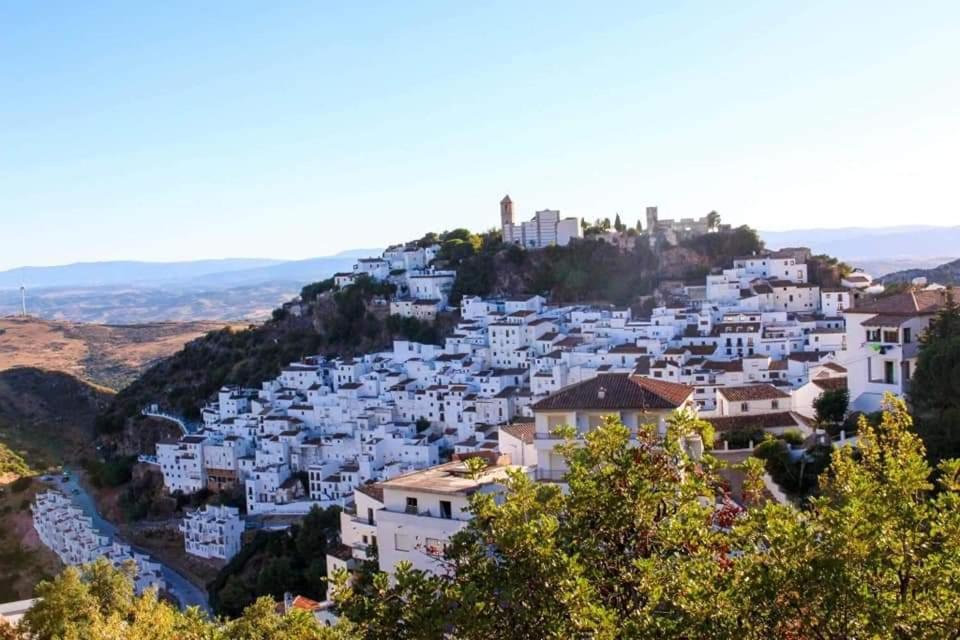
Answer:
[
  {"left": 0, "top": 367, "right": 115, "bottom": 470},
  {"left": 880, "top": 256, "right": 960, "bottom": 286}
]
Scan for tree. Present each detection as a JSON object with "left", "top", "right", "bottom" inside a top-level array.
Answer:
[
  {"left": 706, "top": 210, "right": 721, "bottom": 231},
  {"left": 614, "top": 213, "right": 625, "bottom": 232},
  {"left": 19, "top": 560, "right": 357, "bottom": 639},
  {"left": 814, "top": 387, "right": 849, "bottom": 428},
  {"left": 729, "top": 395, "right": 960, "bottom": 639},
  {"left": 911, "top": 287, "right": 960, "bottom": 460},
  {"left": 335, "top": 400, "right": 960, "bottom": 639},
  {"left": 333, "top": 413, "right": 731, "bottom": 639}
]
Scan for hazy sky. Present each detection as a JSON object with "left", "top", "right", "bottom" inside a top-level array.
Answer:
[{"left": 2, "top": 1, "right": 958, "bottom": 270}]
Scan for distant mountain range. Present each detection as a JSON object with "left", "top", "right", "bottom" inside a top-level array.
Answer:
[
  {"left": 0, "top": 248, "right": 381, "bottom": 291},
  {"left": 759, "top": 226, "right": 960, "bottom": 275},
  {"left": 0, "top": 248, "right": 383, "bottom": 323}
]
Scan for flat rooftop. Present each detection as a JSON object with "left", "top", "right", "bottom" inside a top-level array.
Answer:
[{"left": 381, "top": 460, "right": 517, "bottom": 496}]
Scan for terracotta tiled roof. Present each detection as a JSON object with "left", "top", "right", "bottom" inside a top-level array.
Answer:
[
  {"left": 717, "top": 384, "right": 791, "bottom": 401},
  {"left": 852, "top": 289, "right": 948, "bottom": 315},
  {"left": 821, "top": 362, "right": 847, "bottom": 373},
  {"left": 707, "top": 412, "right": 801, "bottom": 433},
  {"left": 609, "top": 343, "right": 648, "bottom": 354},
  {"left": 532, "top": 373, "right": 692, "bottom": 412},
  {"left": 500, "top": 422, "right": 535, "bottom": 444},
  {"left": 704, "top": 359, "right": 744, "bottom": 373},
  {"left": 812, "top": 377, "right": 847, "bottom": 391},
  {"left": 686, "top": 345, "right": 718, "bottom": 356},
  {"left": 861, "top": 314, "right": 912, "bottom": 327},
  {"left": 291, "top": 595, "right": 322, "bottom": 611},
  {"left": 356, "top": 482, "right": 384, "bottom": 503}
]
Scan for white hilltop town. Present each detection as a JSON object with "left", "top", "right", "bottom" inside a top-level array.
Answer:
[
  {"left": 29, "top": 195, "right": 953, "bottom": 625},
  {"left": 141, "top": 197, "right": 950, "bottom": 578}
]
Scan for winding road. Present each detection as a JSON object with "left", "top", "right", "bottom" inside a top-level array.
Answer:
[{"left": 56, "top": 472, "right": 210, "bottom": 612}]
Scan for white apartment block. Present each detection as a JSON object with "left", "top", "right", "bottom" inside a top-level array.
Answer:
[
  {"left": 180, "top": 505, "right": 244, "bottom": 561},
  {"left": 32, "top": 492, "right": 165, "bottom": 595}
]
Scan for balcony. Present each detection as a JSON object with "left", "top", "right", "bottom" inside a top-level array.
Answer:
[{"left": 535, "top": 468, "right": 568, "bottom": 482}]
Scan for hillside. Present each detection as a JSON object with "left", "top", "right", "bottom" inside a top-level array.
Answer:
[
  {"left": 97, "top": 277, "right": 448, "bottom": 435},
  {"left": 0, "top": 367, "right": 114, "bottom": 469},
  {"left": 880, "top": 257, "right": 960, "bottom": 286},
  {"left": 0, "top": 316, "right": 237, "bottom": 389}
]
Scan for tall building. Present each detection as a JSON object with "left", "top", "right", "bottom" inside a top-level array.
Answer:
[{"left": 500, "top": 194, "right": 581, "bottom": 248}]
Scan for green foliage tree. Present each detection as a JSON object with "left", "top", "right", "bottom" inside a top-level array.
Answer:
[
  {"left": 614, "top": 213, "right": 625, "bottom": 232},
  {"left": 814, "top": 387, "right": 849, "bottom": 428},
  {"left": 335, "top": 399, "right": 960, "bottom": 639},
  {"left": 209, "top": 506, "right": 342, "bottom": 616},
  {"left": 18, "top": 560, "right": 356, "bottom": 640},
  {"left": 911, "top": 288, "right": 960, "bottom": 460},
  {"left": 706, "top": 210, "right": 720, "bottom": 231}
]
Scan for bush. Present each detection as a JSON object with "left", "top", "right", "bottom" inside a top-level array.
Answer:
[
  {"left": 780, "top": 429, "right": 805, "bottom": 446},
  {"left": 9, "top": 476, "right": 32, "bottom": 493},
  {"left": 83, "top": 456, "right": 136, "bottom": 489}
]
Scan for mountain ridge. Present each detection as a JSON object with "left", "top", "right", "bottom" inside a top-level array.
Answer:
[{"left": 0, "top": 248, "right": 384, "bottom": 290}]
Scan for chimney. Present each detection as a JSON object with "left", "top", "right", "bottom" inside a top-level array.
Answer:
[{"left": 597, "top": 386, "right": 606, "bottom": 400}]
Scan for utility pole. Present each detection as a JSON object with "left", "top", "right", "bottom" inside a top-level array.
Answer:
[{"left": 20, "top": 285, "right": 26, "bottom": 317}]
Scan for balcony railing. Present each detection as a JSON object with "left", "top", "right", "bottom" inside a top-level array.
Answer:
[{"left": 535, "top": 469, "right": 569, "bottom": 482}]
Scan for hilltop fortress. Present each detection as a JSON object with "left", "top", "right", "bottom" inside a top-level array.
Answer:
[{"left": 499, "top": 195, "right": 729, "bottom": 250}]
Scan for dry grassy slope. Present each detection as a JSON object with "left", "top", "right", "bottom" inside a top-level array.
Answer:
[
  {"left": 0, "top": 367, "right": 115, "bottom": 469},
  {"left": 0, "top": 316, "right": 239, "bottom": 389}
]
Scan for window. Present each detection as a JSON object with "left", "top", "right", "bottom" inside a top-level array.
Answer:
[
  {"left": 439, "top": 500, "right": 452, "bottom": 519},
  {"left": 395, "top": 534, "right": 411, "bottom": 552},
  {"left": 740, "top": 402, "right": 750, "bottom": 412},
  {"left": 367, "top": 507, "right": 375, "bottom": 525},
  {"left": 903, "top": 327, "right": 912, "bottom": 343},
  {"left": 405, "top": 497, "right": 419, "bottom": 514},
  {"left": 771, "top": 400, "right": 779, "bottom": 410},
  {"left": 884, "top": 361, "right": 895, "bottom": 385}
]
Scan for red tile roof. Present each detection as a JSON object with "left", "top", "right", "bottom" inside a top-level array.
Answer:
[
  {"left": 707, "top": 412, "right": 801, "bottom": 433},
  {"left": 812, "top": 377, "right": 847, "bottom": 391},
  {"left": 531, "top": 373, "right": 692, "bottom": 412},
  {"left": 501, "top": 422, "right": 535, "bottom": 444},
  {"left": 852, "top": 289, "right": 948, "bottom": 315},
  {"left": 717, "top": 384, "right": 791, "bottom": 401}
]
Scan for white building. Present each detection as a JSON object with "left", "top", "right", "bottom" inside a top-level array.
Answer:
[
  {"left": 32, "top": 491, "right": 165, "bottom": 594},
  {"left": 530, "top": 373, "right": 696, "bottom": 481},
  {"left": 375, "top": 457, "right": 525, "bottom": 575},
  {"left": 180, "top": 505, "right": 244, "bottom": 561},
  {"left": 842, "top": 289, "right": 948, "bottom": 412},
  {"left": 500, "top": 195, "right": 581, "bottom": 249}
]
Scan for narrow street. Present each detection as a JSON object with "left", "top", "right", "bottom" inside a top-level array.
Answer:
[{"left": 56, "top": 472, "right": 210, "bottom": 612}]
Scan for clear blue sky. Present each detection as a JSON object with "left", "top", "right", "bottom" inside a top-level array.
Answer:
[{"left": 2, "top": 1, "right": 958, "bottom": 270}]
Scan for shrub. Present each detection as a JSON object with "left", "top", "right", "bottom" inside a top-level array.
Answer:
[{"left": 780, "top": 429, "right": 805, "bottom": 445}]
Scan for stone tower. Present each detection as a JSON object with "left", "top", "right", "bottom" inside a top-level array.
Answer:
[
  {"left": 500, "top": 195, "right": 515, "bottom": 244},
  {"left": 645, "top": 206, "right": 659, "bottom": 233},
  {"left": 500, "top": 194, "right": 514, "bottom": 227}
]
